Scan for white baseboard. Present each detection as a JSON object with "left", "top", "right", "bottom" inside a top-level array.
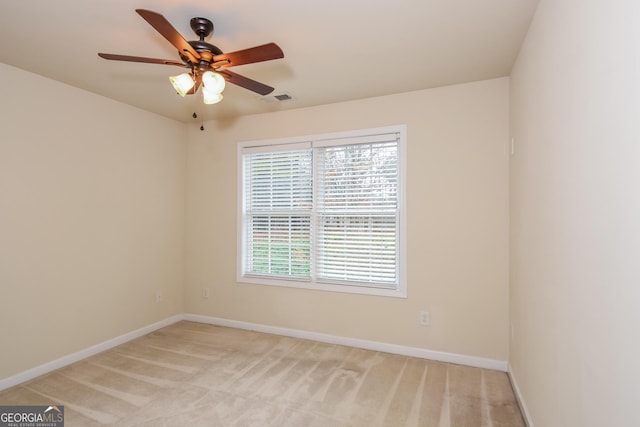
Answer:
[
  {"left": 508, "top": 364, "right": 534, "bottom": 427},
  {"left": 0, "top": 314, "right": 183, "bottom": 391},
  {"left": 1, "top": 313, "right": 509, "bottom": 391},
  {"left": 184, "top": 313, "right": 508, "bottom": 372}
]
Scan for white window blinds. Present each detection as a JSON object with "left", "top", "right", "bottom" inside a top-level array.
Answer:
[
  {"left": 314, "top": 135, "right": 399, "bottom": 287},
  {"left": 243, "top": 144, "right": 312, "bottom": 279},
  {"left": 239, "top": 126, "right": 405, "bottom": 296}
]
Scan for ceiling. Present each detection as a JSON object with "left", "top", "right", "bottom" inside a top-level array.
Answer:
[{"left": 0, "top": 0, "right": 539, "bottom": 123}]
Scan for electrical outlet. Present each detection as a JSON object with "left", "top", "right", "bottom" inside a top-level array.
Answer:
[
  {"left": 155, "top": 289, "right": 163, "bottom": 303},
  {"left": 202, "top": 287, "right": 210, "bottom": 299},
  {"left": 419, "top": 310, "right": 430, "bottom": 326}
]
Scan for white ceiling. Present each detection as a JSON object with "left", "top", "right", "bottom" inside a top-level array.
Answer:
[{"left": 0, "top": 0, "right": 538, "bottom": 123}]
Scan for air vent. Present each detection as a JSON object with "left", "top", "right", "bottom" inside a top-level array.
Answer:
[{"left": 262, "top": 92, "right": 295, "bottom": 103}]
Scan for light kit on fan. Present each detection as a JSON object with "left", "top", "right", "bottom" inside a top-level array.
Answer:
[
  {"left": 201, "top": 71, "right": 225, "bottom": 104},
  {"left": 202, "top": 88, "right": 223, "bottom": 104},
  {"left": 169, "top": 70, "right": 225, "bottom": 104},
  {"left": 202, "top": 71, "right": 225, "bottom": 93},
  {"left": 169, "top": 73, "right": 195, "bottom": 96}
]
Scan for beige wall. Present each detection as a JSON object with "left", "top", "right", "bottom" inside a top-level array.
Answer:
[
  {"left": 510, "top": 0, "right": 640, "bottom": 425},
  {"left": 0, "top": 64, "right": 186, "bottom": 380},
  {"left": 0, "top": 64, "right": 510, "bottom": 381},
  {"left": 186, "top": 78, "right": 510, "bottom": 361}
]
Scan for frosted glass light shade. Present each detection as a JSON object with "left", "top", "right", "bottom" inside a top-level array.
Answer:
[
  {"left": 203, "top": 87, "right": 224, "bottom": 104},
  {"left": 169, "top": 73, "right": 195, "bottom": 97},
  {"left": 202, "top": 71, "right": 226, "bottom": 93}
]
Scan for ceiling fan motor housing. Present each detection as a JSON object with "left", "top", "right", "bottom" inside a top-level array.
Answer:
[
  {"left": 182, "top": 40, "right": 223, "bottom": 67},
  {"left": 179, "top": 17, "right": 223, "bottom": 68}
]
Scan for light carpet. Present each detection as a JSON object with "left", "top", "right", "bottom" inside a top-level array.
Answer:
[{"left": 0, "top": 321, "right": 525, "bottom": 426}]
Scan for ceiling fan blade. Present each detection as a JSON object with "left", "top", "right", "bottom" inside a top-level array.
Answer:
[
  {"left": 213, "top": 43, "right": 284, "bottom": 69},
  {"left": 218, "top": 70, "right": 275, "bottom": 95},
  {"left": 135, "top": 9, "right": 201, "bottom": 63},
  {"left": 98, "top": 53, "right": 187, "bottom": 67}
]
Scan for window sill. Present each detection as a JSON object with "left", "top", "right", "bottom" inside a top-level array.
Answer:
[{"left": 237, "top": 275, "right": 407, "bottom": 298}]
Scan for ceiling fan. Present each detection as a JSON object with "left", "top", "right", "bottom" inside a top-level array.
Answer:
[{"left": 98, "top": 9, "right": 284, "bottom": 104}]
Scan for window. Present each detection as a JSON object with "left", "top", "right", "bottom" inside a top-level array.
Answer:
[{"left": 238, "top": 125, "right": 406, "bottom": 297}]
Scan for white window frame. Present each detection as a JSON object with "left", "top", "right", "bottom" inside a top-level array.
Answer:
[{"left": 237, "top": 125, "right": 407, "bottom": 298}]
